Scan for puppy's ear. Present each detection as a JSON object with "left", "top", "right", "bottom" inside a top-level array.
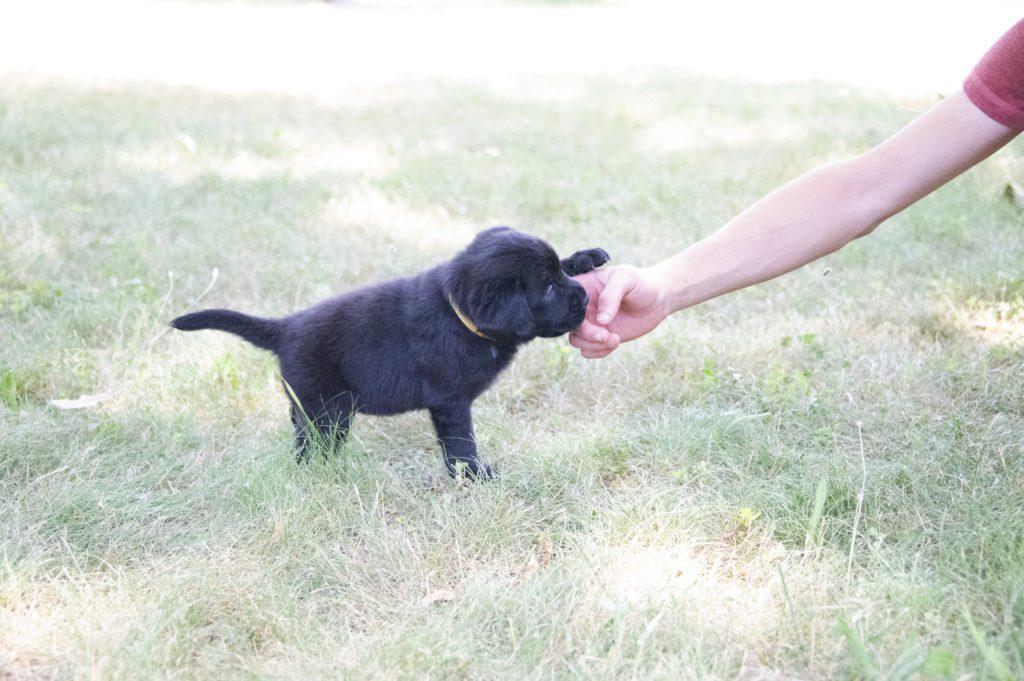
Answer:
[{"left": 469, "top": 284, "right": 535, "bottom": 340}]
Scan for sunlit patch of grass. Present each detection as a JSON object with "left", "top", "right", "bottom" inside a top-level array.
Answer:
[
  {"left": 116, "top": 135, "right": 396, "bottom": 185},
  {"left": 959, "top": 277, "right": 1024, "bottom": 346}
]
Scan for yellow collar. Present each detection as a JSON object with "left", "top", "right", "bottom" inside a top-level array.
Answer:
[{"left": 448, "top": 294, "right": 495, "bottom": 341}]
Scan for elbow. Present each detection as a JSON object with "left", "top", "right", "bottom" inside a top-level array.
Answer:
[
  {"left": 851, "top": 217, "right": 885, "bottom": 240},
  {"left": 842, "top": 152, "right": 906, "bottom": 239}
]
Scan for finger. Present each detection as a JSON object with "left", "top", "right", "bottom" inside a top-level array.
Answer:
[
  {"left": 594, "top": 268, "right": 635, "bottom": 325},
  {"left": 570, "top": 319, "right": 609, "bottom": 344},
  {"left": 575, "top": 271, "right": 606, "bottom": 320},
  {"left": 571, "top": 270, "right": 603, "bottom": 299},
  {"left": 568, "top": 333, "right": 604, "bottom": 352},
  {"left": 570, "top": 332, "right": 620, "bottom": 356}
]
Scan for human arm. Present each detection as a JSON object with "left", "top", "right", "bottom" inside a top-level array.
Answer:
[{"left": 569, "top": 89, "right": 1018, "bottom": 358}]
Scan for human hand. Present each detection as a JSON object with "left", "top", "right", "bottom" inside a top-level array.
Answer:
[{"left": 568, "top": 264, "right": 671, "bottom": 358}]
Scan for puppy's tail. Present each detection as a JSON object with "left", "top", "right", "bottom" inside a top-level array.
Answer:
[{"left": 170, "top": 309, "right": 283, "bottom": 353}]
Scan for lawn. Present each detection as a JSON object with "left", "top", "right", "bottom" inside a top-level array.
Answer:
[{"left": 2, "top": 57, "right": 1023, "bottom": 679}]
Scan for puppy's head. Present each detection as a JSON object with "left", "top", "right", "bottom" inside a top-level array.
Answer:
[{"left": 446, "top": 227, "right": 589, "bottom": 343}]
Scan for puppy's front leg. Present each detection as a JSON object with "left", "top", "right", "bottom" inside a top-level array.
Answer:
[
  {"left": 429, "top": 403, "right": 494, "bottom": 480},
  {"left": 560, "top": 248, "right": 610, "bottom": 276}
]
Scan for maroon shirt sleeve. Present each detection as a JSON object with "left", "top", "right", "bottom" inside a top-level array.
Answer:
[{"left": 964, "top": 19, "right": 1024, "bottom": 130}]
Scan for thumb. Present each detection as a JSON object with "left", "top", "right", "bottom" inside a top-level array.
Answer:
[{"left": 595, "top": 267, "right": 635, "bottom": 325}]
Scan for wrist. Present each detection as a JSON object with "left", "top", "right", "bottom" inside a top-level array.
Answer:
[
  {"left": 647, "top": 239, "right": 727, "bottom": 315},
  {"left": 641, "top": 261, "right": 679, "bottom": 321}
]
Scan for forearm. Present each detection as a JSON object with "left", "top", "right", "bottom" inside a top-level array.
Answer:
[
  {"left": 653, "top": 156, "right": 886, "bottom": 312},
  {"left": 653, "top": 90, "right": 1017, "bottom": 314}
]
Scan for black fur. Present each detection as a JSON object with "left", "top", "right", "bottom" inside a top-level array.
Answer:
[{"left": 171, "top": 227, "right": 609, "bottom": 478}]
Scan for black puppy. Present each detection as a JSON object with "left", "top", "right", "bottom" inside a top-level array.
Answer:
[{"left": 171, "top": 227, "right": 609, "bottom": 478}]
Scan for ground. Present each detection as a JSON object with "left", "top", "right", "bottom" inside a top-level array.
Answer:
[{"left": 1, "top": 2, "right": 1023, "bottom": 679}]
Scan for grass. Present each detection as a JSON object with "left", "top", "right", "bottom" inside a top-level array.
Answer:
[{"left": 1, "top": 66, "right": 1023, "bottom": 679}]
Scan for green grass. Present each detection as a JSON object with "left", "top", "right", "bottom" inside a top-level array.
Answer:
[{"left": 1, "top": 70, "right": 1022, "bottom": 680}]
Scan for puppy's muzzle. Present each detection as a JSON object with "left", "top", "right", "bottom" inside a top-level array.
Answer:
[
  {"left": 576, "top": 289, "right": 589, "bottom": 315},
  {"left": 568, "top": 283, "right": 589, "bottom": 328}
]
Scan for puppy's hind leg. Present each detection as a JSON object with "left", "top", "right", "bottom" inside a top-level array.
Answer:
[
  {"left": 429, "top": 403, "right": 493, "bottom": 480},
  {"left": 289, "top": 390, "right": 355, "bottom": 462},
  {"left": 291, "top": 403, "right": 312, "bottom": 458}
]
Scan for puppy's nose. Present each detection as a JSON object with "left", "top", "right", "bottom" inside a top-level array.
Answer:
[{"left": 572, "top": 291, "right": 589, "bottom": 322}]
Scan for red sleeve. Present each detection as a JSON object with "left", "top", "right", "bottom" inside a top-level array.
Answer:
[{"left": 964, "top": 19, "right": 1024, "bottom": 130}]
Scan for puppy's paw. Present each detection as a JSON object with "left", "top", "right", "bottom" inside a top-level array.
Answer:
[
  {"left": 447, "top": 459, "right": 497, "bottom": 481},
  {"left": 560, "top": 248, "right": 611, "bottom": 276}
]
